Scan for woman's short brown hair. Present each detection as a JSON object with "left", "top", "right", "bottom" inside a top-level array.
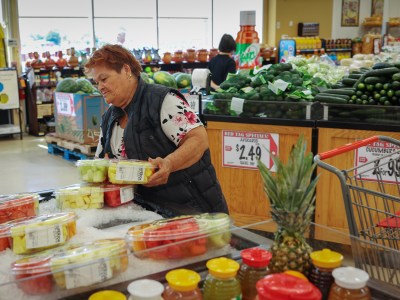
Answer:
[{"left": 85, "top": 44, "right": 142, "bottom": 77}]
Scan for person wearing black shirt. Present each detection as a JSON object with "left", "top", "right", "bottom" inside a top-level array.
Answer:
[{"left": 208, "top": 34, "right": 237, "bottom": 90}]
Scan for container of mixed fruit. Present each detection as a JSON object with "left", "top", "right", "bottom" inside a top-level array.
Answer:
[
  {"left": 108, "top": 159, "right": 156, "bottom": 184},
  {"left": 76, "top": 159, "right": 110, "bottom": 183},
  {"left": 10, "top": 238, "right": 129, "bottom": 295},
  {"left": 0, "top": 212, "right": 77, "bottom": 254},
  {"left": 126, "top": 213, "right": 232, "bottom": 260},
  {"left": 55, "top": 184, "right": 105, "bottom": 210},
  {"left": 0, "top": 193, "right": 39, "bottom": 224}
]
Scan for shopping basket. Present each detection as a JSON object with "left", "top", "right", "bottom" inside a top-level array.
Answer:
[{"left": 314, "top": 135, "right": 400, "bottom": 287}]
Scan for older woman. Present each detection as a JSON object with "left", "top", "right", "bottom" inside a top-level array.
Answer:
[{"left": 85, "top": 44, "right": 228, "bottom": 217}]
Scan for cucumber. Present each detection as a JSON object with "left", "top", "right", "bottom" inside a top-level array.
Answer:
[
  {"left": 372, "top": 62, "right": 394, "bottom": 70},
  {"left": 365, "top": 67, "right": 400, "bottom": 78},
  {"left": 359, "top": 67, "right": 371, "bottom": 73},
  {"left": 314, "top": 94, "right": 348, "bottom": 104},
  {"left": 348, "top": 73, "right": 362, "bottom": 79},
  {"left": 353, "top": 74, "right": 367, "bottom": 87},
  {"left": 322, "top": 89, "right": 355, "bottom": 96},
  {"left": 342, "top": 77, "right": 358, "bottom": 87},
  {"left": 364, "top": 76, "right": 386, "bottom": 85},
  {"left": 392, "top": 73, "right": 400, "bottom": 81},
  {"left": 331, "top": 83, "right": 347, "bottom": 89},
  {"left": 318, "top": 93, "right": 350, "bottom": 100},
  {"left": 351, "top": 108, "right": 386, "bottom": 117}
]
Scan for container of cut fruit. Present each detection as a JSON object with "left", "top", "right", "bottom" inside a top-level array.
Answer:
[
  {"left": 126, "top": 213, "right": 232, "bottom": 260},
  {"left": 0, "top": 193, "right": 39, "bottom": 224},
  {"left": 102, "top": 184, "right": 136, "bottom": 207},
  {"left": 0, "top": 212, "right": 77, "bottom": 254},
  {"left": 10, "top": 238, "right": 129, "bottom": 295},
  {"left": 76, "top": 159, "right": 110, "bottom": 183},
  {"left": 54, "top": 184, "right": 105, "bottom": 210},
  {"left": 108, "top": 159, "right": 156, "bottom": 184},
  {"left": 50, "top": 238, "right": 128, "bottom": 290}
]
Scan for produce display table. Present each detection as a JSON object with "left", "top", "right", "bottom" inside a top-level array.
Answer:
[{"left": 204, "top": 115, "right": 316, "bottom": 231}]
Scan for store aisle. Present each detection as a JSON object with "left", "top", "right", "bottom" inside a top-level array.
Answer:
[{"left": 0, "top": 134, "right": 80, "bottom": 195}]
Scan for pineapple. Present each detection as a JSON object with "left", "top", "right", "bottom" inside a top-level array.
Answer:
[{"left": 258, "top": 135, "right": 319, "bottom": 274}]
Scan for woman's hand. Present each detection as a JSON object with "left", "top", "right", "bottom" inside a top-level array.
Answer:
[{"left": 144, "top": 157, "right": 173, "bottom": 187}]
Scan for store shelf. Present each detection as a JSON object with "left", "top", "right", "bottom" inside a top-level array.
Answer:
[
  {"left": 141, "top": 61, "right": 209, "bottom": 72},
  {"left": 325, "top": 48, "right": 352, "bottom": 52},
  {"left": 0, "top": 124, "right": 21, "bottom": 135}
]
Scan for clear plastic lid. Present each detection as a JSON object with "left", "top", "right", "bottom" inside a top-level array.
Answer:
[
  {"left": 102, "top": 184, "right": 136, "bottom": 207},
  {"left": 0, "top": 193, "right": 39, "bottom": 223},
  {"left": 76, "top": 159, "right": 110, "bottom": 167},
  {"left": 11, "top": 254, "right": 52, "bottom": 275},
  {"left": 55, "top": 184, "right": 105, "bottom": 209},
  {"left": 108, "top": 159, "right": 156, "bottom": 184},
  {"left": 332, "top": 267, "right": 369, "bottom": 290},
  {"left": 76, "top": 159, "right": 109, "bottom": 183}
]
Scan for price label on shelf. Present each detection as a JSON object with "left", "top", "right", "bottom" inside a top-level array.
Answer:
[
  {"left": 222, "top": 130, "right": 279, "bottom": 171},
  {"left": 355, "top": 141, "right": 400, "bottom": 184}
]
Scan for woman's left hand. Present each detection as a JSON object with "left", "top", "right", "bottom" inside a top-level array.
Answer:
[{"left": 144, "top": 157, "right": 173, "bottom": 187}]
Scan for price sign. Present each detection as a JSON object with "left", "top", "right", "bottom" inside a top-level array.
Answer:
[
  {"left": 187, "top": 94, "right": 200, "bottom": 114},
  {"left": 55, "top": 93, "right": 75, "bottom": 116},
  {"left": 355, "top": 141, "right": 400, "bottom": 184},
  {"left": 26, "top": 224, "right": 64, "bottom": 249},
  {"left": 222, "top": 130, "right": 279, "bottom": 171}
]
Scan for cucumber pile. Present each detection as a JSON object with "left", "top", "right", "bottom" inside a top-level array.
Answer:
[{"left": 316, "top": 62, "right": 400, "bottom": 105}]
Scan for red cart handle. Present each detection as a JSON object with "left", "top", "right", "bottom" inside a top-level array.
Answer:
[{"left": 317, "top": 136, "right": 379, "bottom": 160}]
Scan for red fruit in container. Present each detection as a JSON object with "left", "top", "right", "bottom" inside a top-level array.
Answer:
[
  {"left": 11, "top": 255, "right": 53, "bottom": 295},
  {"left": 0, "top": 193, "right": 39, "bottom": 224},
  {"left": 103, "top": 184, "right": 135, "bottom": 207}
]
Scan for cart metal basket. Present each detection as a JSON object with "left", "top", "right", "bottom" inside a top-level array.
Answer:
[{"left": 314, "top": 135, "right": 400, "bottom": 287}]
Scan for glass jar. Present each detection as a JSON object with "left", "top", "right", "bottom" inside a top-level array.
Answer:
[
  {"left": 208, "top": 48, "right": 218, "bottom": 60},
  {"left": 127, "top": 279, "right": 164, "bottom": 300},
  {"left": 203, "top": 257, "right": 241, "bottom": 300},
  {"left": 328, "top": 267, "right": 371, "bottom": 300},
  {"left": 256, "top": 273, "right": 321, "bottom": 300},
  {"left": 237, "top": 247, "right": 272, "bottom": 300},
  {"left": 196, "top": 49, "right": 208, "bottom": 62},
  {"left": 163, "top": 269, "right": 202, "bottom": 300},
  {"left": 186, "top": 49, "right": 196, "bottom": 62},
  {"left": 309, "top": 248, "right": 343, "bottom": 300},
  {"left": 162, "top": 52, "right": 172, "bottom": 64},
  {"left": 173, "top": 50, "right": 183, "bottom": 63}
]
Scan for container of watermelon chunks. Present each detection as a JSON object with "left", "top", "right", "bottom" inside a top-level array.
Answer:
[
  {"left": 126, "top": 213, "right": 232, "bottom": 260},
  {"left": 0, "top": 193, "right": 39, "bottom": 224}
]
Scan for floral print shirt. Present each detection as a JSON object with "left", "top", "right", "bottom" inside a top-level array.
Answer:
[{"left": 95, "top": 92, "right": 202, "bottom": 159}]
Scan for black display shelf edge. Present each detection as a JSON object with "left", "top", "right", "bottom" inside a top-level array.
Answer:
[{"left": 316, "top": 120, "right": 400, "bottom": 132}]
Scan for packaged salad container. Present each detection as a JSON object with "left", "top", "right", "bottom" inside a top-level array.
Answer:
[
  {"left": 0, "top": 193, "right": 39, "bottom": 224},
  {"left": 108, "top": 160, "right": 156, "bottom": 184},
  {"left": 55, "top": 184, "right": 104, "bottom": 210},
  {"left": 103, "top": 184, "right": 135, "bottom": 207},
  {"left": 50, "top": 238, "right": 128, "bottom": 290},
  {"left": 5, "top": 212, "right": 77, "bottom": 255},
  {"left": 126, "top": 213, "right": 232, "bottom": 260},
  {"left": 76, "top": 159, "right": 109, "bottom": 183},
  {"left": 11, "top": 254, "right": 53, "bottom": 295}
]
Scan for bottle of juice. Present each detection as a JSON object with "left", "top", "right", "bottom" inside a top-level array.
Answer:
[
  {"left": 237, "top": 248, "right": 272, "bottom": 300},
  {"left": 163, "top": 269, "right": 202, "bottom": 300},
  {"left": 235, "top": 10, "right": 260, "bottom": 69},
  {"left": 328, "top": 267, "right": 371, "bottom": 300},
  {"left": 309, "top": 249, "right": 343, "bottom": 300},
  {"left": 203, "top": 257, "right": 241, "bottom": 300}
]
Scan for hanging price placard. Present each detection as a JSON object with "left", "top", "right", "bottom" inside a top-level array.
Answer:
[
  {"left": 222, "top": 130, "right": 279, "bottom": 171},
  {"left": 355, "top": 141, "right": 400, "bottom": 184}
]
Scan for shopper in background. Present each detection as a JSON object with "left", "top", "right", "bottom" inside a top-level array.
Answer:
[
  {"left": 208, "top": 34, "right": 237, "bottom": 90},
  {"left": 85, "top": 44, "right": 228, "bottom": 217}
]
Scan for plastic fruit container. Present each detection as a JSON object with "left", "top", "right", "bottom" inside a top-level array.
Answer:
[
  {"left": 11, "top": 254, "right": 54, "bottom": 295},
  {"left": 0, "top": 223, "right": 11, "bottom": 251},
  {"left": 55, "top": 184, "right": 104, "bottom": 210},
  {"left": 126, "top": 213, "right": 232, "bottom": 260},
  {"left": 7, "top": 212, "right": 77, "bottom": 255},
  {"left": 50, "top": 238, "right": 128, "bottom": 290},
  {"left": 76, "top": 159, "right": 109, "bottom": 183},
  {"left": 0, "top": 193, "right": 39, "bottom": 224},
  {"left": 103, "top": 184, "right": 135, "bottom": 207},
  {"left": 108, "top": 159, "right": 156, "bottom": 184}
]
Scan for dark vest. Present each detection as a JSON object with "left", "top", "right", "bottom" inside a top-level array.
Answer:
[{"left": 99, "top": 78, "right": 228, "bottom": 217}]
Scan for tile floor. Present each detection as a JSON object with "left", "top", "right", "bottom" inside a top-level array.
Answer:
[{"left": 0, "top": 134, "right": 80, "bottom": 195}]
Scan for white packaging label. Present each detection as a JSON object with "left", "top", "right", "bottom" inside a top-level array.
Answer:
[
  {"left": 187, "top": 94, "right": 199, "bottom": 114},
  {"left": 120, "top": 186, "right": 135, "bottom": 204},
  {"left": 230, "top": 97, "right": 245, "bottom": 115},
  {"left": 25, "top": 224, "right": 64, "bottom": 249},
  {"left": 64, "top": 259, "right": 112, "bottom": 289},
  {"left": 116, "top": 164, "right": 145, "bottom": 182}
]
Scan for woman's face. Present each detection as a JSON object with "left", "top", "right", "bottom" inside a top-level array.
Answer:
[{"left": 91, "top": 64, "right": 130, "bottom": 107}]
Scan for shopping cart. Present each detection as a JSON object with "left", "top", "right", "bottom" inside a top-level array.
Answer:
[{"left": 314, "top": 135, "right": 400, "bottom": 287}]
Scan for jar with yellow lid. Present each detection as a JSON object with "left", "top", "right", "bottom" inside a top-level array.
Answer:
[
  {"left": 309, "top": 248, "right": 343, "bottom": 300},
  {"left": 163, "top": 269, "right": 202, "bottom": 300},
  {"left": 203, "top": 257, "right": 241, "bottom": 300},
  {"left": 89, "top": 290, "right": 127, "bottom": 300}
]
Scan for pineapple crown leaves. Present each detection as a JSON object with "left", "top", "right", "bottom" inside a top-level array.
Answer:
[{"left": 257, "top": 135, "right": 320, "bottom": 215}]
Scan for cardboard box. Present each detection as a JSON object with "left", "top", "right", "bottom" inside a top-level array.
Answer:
[
  {"left": 54, "top": 92, "right": 106, "bottom": 144},
  {"left": 37, "top": 103, "right": 53, "bottom": 118}
]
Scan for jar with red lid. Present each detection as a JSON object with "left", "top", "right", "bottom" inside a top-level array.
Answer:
[
  {"left": 11, "top": 255, "right": 53, "bottom": 295},
  {"left": 196, "top": 49, "right": 208, "bottom": 62},
  {"left": 186, "top": 49, "right": 196, "bottom": 62},
  {"left": 173, "top": 51, "right": 184, "bottom": 63},
  {"left": 163, "top": 52, "right": 172, "bottom": 64},
  {"left": 256, "top": 273, "right": 322, "bottom": 300},
  {"left": 237, "top": 247, "right": 272, "bottom": 300}
]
